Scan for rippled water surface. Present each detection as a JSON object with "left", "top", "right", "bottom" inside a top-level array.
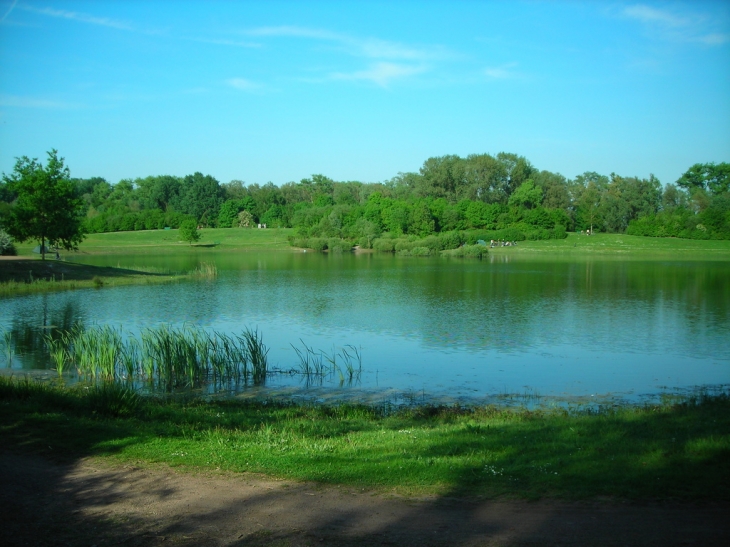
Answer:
[{"left": 2, "top": 251, "right": 729, "bottom": 404}]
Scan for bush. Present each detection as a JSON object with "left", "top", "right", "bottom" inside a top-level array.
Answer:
[
  {"left": 327, "top": 238, "right": 351, "bottom": 253},
  {"left": 308, "top": 238, "right": 327, "bottom": 251},
  {"left": 441, "top": 244, "right": 488, "bottom": 258},
  {"left": 0, "top": 229, "right": 17, "bottom": 255},
  {"left": 373, "top": 238, "right": 395, "bottom": 252}
]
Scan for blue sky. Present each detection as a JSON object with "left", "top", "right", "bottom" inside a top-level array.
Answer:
[{"left": 1, "top": 1, "right": 728, "bottom": 187}]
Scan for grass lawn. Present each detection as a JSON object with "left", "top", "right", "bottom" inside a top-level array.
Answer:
[
  {"left": 492, "top": 232, "right": 730, "bottom": 258},
  {"left": 10, "top": 228, "right": 730, "bottom": 258},
  {"left": 12, "top": 227, "right": 295, "bottom": 257},
  {"left": 1, "top": 377, "right": 728, "bottom": 501}
]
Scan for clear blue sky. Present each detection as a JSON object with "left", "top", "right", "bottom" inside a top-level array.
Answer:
[{"left": 1, "top": 1, "right": 728, "bottom": 187}]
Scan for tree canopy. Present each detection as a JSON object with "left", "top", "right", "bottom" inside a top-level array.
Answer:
[{"left": 1, "top": 150, "right": 86, "bottom": 259}]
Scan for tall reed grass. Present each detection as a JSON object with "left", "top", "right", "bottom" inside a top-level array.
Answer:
[
  {"left": 43, "top": 324, "right": 362, "bottom": 391},
  {"left": 291, "top": 340, "right": 362, "bottom": 385},
  {"left": 45, "top": 324, "right": 269, "bottom": 389},
  {"left": 2, "top": 328, "right": 13, "bottom": 366}
]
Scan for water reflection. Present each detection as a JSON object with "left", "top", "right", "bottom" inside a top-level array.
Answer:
[{"left": 1, "top": 252, "right": 728, "bottom": 402}]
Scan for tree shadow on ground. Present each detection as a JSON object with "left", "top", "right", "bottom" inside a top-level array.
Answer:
[{"left": 1, "top": 393, "right": 729, "bottom": 546}]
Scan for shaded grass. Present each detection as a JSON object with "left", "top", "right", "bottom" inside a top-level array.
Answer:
[
  {"left": 0, "top": 259, "right": 192, "bottom": 297},
  {"left": 1, "top": 376, "right": 728, "bottom": 501}
]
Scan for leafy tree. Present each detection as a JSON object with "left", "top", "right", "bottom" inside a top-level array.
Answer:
[
  {"left": 176, "top": 172, "right": 225, "bottom": 225},
  {"left": 136, "top": 175, "right": 182, "bottom": 212},
  {"left": 2, "top": 150, "right": 86, "bottom": 259},
  {"left": 677, "top": 162, "right": 730, "bottom": 195},
  {"left": 508, "top": 180, "right": 543, "bottom": 209},
  {"left": 178, "top": 219, "right": 200, "bottom": 244},
  {"left": 237, "top": 210, "right": 254, "bottom": 227},
  {"left": 661, "top": 183, "right": 687, "bottom": 211}
]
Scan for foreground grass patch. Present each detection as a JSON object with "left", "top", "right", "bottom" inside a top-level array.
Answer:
[{"left": 1, "top": 377, "right": 728, "bottom": 500}]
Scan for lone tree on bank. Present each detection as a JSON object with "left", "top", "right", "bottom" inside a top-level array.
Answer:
[
  {"left": 2, "top": 150, "right": 86, "bottom": 259},
  {"left": 178, "top": 219, "right": 200, "bottom": 244}
]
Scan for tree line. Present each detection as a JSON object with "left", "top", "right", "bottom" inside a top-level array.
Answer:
[{"left": 1, "top": 150, "right": 729, "bottom": 256}]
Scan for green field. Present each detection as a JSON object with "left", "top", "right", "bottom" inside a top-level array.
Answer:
[
  {"left": 12, "top": 227, "right": 295, "bottom": 257},
  {"left": 11, "top": 228, "right": 730, "bottom": 258},
  {"left": 492, "top": 232, "right": 730, "bottom": 257},
  {"left": 0, "top": 378, "right": 728, "bottom": 501}
]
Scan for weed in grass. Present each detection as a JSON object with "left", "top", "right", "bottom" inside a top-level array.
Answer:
[{"left": 84, "top": 381, "right": 140, "bottom": 417}]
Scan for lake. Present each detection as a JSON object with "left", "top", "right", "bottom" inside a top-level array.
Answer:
[{"left": 2, "top": 250, "right": 729, "bottom": 406}]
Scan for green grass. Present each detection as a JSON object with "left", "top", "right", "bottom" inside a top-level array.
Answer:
[
  {"left": 12, "top": 229, "right": 729, "bottom": 258},
  {"left": 1, "top": 376, "right": 728, "bottom": 501},
  {"left": 492, "top": 232, "right": 730, "bottom": 258},
  {"left": 13, "top": 227, "right": 294, "bottom": 256}
]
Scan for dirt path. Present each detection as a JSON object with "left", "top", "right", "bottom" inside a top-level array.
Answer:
[{"left": 1, "top": 451, "right": 728, "bottom": 547}]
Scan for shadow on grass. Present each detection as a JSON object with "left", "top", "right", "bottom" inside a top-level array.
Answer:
[
  {"left": 0, "top": 259, "right": 173, "bottom": 284},
  {"left": 1, "top": 383, "right": 729, "bottom": 546}
]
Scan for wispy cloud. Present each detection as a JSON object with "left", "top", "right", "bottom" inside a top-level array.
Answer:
[
  {"left": 245, "top": 24, "right": 447, "bottom": 61},
  {"left": 1, "top": 0, "right": 18, "bottom": 22},
  {"left": 0, "top": 94, "right": 80, "bottom": 108},
  {"left": 191, "top": 37, "right": 261, "bottom": 49},
  {"left": 18, "top": 3, "right": 134, "bottom": 31},
  {"left": 246, "top": 25, "right": 341, "bottom": 41},
  {"left": 331, "top": 62, "right": 426, "bottom": 87},
  {"left": 226, "top": 78, "right": 264, "bottom": 92},
  {"left": 242, "top": 25, "right": 447, "bottom": 88},
  {"left": 484, "top": 63, "right": 519, "bottom": 80},
  {"left": 623, "top": 4, "right": 729, "bottom": 46}
]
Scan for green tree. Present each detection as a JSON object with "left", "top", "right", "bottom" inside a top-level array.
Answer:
[
  {"left": 178, "top": 219, "right": 200, "bottom": 244},
  {"left": 2, "top": 150, "right": 86, "bottom": 259},
  {"left": 677, "top": 162, "right": 730, "bottom": 195},
  {"left": 508, "top": 180, "right": 543, "bottom": 209}
]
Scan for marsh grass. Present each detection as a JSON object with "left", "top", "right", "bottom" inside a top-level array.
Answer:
[
  {"left": 1, "top": 376, "right": 728, "bottom": 500},
  {"left": 48, "top": 324, "right": 270, "bottom": 389},
  {"left": 191, "top": 262, "right": 218, "bottom": 279},
  {"left": 2, "top": 329, "right": 13, "bottom": 366},
  {"left": 290, "top": 341, "right": 362, "bottom": 384}
]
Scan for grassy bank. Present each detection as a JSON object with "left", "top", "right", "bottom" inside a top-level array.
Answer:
[
  {"left": 1, "top": 377, "right": 728, "bottom": 501},
  {"left": 0, "top": 258, "right": 216, "bottom": 297},
  {"left": 10, "top": 229, "right": 730, "bottom": 258},
  {"left": 492, "top": 232, "right": 730, "bottom": 258}
]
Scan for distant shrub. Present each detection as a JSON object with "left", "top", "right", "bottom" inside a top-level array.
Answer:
[
  {"left": 373, "top": 238, "right": 395, "bottom": 252},
  {"left": 0, "top": 229, "right": 17, "bottom": 256},
  {"left": 308, "top": 238, "right": 327, "bottom": 251},
  {"left": 441, "top": 244, "right": 488, "bottom": 258},
  {"left": 327, "top": 238, "right": 351, "bottom": 253},
  {"left": 409, "top": 246, "right": 433, "bottom": 256}
]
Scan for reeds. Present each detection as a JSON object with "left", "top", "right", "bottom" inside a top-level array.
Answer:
[
  {"left": 43, "top": 324, "right": 362, "bottom": 391},
  {"left": 291, "top": 340, "right": 362, "bottom": 385},
  {"left": 2, "top": 329, "right": 13, "bottom": 366},
  {"left": 45, "top": 324, "right": 270, "bottom": 388},
  {"left": 191, "top": 262, "right": 218, "bottom": 279}
]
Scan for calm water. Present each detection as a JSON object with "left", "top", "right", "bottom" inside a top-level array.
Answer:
[{"left": 2, "top": 251, "right": 729, "bottom": 405}]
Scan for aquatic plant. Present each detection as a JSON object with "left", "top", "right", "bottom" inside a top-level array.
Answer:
[
  {"left": 44, "top": 333, "right": 70, "bottom": 376},
  {"left": 2, "top": 329, "right": 13, "bottom": 366},
  {"left": 191, "top": 262, "right": 218, "bottom": 279},
  {"left": 43, "top": 324, "right": 358, "bottom": 391}
]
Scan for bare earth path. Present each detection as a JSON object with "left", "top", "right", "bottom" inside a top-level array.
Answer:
[{"left": 1, "top": 451, "right": 728, "bottom": 547}]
